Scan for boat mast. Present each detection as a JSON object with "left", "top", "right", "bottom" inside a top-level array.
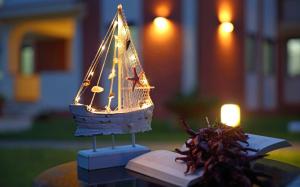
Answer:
[{"left": 117, "top": 5, "right": 123, "bottom": 111}]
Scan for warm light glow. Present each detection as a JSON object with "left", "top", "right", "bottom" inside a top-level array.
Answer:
[
  {"left": 221, "top": 104, "right": 240, "bottom": 127},
  {"left": 140, "top": 77, "right": 149, "bottom": 86},
  {"left": 219, "top": 10, "right": 232, "bottom": 23},
  {"left": 218, "top": 2, "right": 232, "bottom": 22},
  {"left": 130, "top": 54, "right": 135, "bottom": 61},
  {"left": 101, "top": 46, "right": 106, "bottom": 50},
  {"left": 108, "top": 69, "right": 116, "bottom": 79},
  {"left": 113, "top": 58, "right": 118, "bottom": 64},
  {"left": 155, "top": 4, "right": 171, "bottom": 17},
  {"left": 153, "top": 17, "right": 169, "bottom": 32},
  {"left": 116, "top": 42, "right": 123, "bottom": 48},
  {"left": 75, "top": 97, "right": 80, "bottom": 103},
  {"left": 220, "top": 22, "right": 234, "bottom": 33},
  {"left": 121, "top": 28, "right": 127, "bottom": 36}
]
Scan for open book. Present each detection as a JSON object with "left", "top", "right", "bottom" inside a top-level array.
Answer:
[{"left": 126, "top": 134, "right": 290, "bottom": 187}]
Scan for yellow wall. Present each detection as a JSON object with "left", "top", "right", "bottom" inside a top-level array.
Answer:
[{"left": 8, "top": 18, "right": 75, "bottom": 74}]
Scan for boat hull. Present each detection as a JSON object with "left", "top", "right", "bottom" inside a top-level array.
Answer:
[{"left": 69, "top": 104, "right": 154, "bottom": 136}]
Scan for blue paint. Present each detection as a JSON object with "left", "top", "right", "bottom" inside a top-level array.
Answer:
[
  {"left": 79, "top": 144, "right": 149, "bottom": 157},
  {"left": 78, "top": 144, "right": 150, "bottom": 170}
]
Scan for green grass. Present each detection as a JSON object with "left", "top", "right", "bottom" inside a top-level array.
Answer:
[
  {"left": 0, "top": 148, "right": 76, "bottom": 187},
  {"left": 242, "top": 115, "right": 300, "bottom": 141},
  {"left": 267, "top": 148, "right": 300, "bottom": 168},
  {"left": 1, "top": 115, "right": 300, "bottom": 142},
  {"left": 0, "top": 147, "right": 299, "bottom": 187},
  {"left": 0, "top": 115, "right": 299, "bottom": 186},
  {"left": 0, "top": 117, "right": 78, "bottom": 140},
  {"left": 0, "top": 117, "right": 189, "bottom": 142}
]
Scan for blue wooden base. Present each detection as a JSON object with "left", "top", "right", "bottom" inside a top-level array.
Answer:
[{"left": 77, "top": 144, "right": 150, "bottom": 170}]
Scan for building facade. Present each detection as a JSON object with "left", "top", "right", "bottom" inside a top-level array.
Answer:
[{"left": 0, "top": 0, "right": 299, "bottom": 118}]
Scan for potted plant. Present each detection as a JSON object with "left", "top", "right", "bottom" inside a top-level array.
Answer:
[{"left": 0, "top": 94, "right": 5, "bottom": 116}]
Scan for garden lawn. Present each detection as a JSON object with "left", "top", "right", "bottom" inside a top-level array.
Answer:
[
  {"left": 0, "top": 115, "right": 300, "bottom": 142},
  {"left": 0, "top": 148, "right": 76, "bottom": 187},
  {"left": 0, "top": 117, "right": 189, "bottom": 142},
  {"left": 0, "top": 147, "right": 299, "bottom": 187},
  {"left": 267, "top": 147, "right": 300, "bottom": 168},
  {"left": 242, "top": 115, "right": 300, "bottom": 142}
]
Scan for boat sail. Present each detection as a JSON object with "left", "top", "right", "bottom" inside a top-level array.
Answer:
[{"left": 70, "top": 5, "right": 154, "bottom": 136}]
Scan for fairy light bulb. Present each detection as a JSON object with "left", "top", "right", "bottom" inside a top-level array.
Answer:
[
  {"left": 89, "top": 71, "right": 94, "bottom": 76},
  {"left": 130, "top": 54, "right": 135, "bottom": 61},
  {"left": 142, "top": 77, "right": 149, "bottom": 85},
  {"left": 117, "top": 42, "right": 123, "bottom": 48},
  {"left": 101, "top": 46, "right": 106, "bottom": 51},
  {"left": 122, "top": 27, "right": 127, "bottom": 36},
  {"left": 113, "top": 58, "right": 118, "bottom": 64},
  {"left": 75, "top": 97, "right": 80, "bottom": 103}
]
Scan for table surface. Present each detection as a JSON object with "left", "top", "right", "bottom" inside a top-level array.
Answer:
[{"left": 33, "top": 159, "right": 300, "bottom": 187}]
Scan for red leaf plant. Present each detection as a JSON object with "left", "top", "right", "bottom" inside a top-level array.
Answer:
[{"left": 175, "top": 119, "right": 270, "bottom": 187}]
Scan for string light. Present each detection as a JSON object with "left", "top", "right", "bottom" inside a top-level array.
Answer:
[
  {"left": 129, "top": 54, "right": 135, "bottom": 61},
  {"left": 122, "top": 27, "right": 127, "bottom": 36},
  {"left": 113, "top": 58, "right": 118, "bottom": 64},
  {"left": 75, "top": 97, "right": 80, "bottom": 103},
  {"left": 141, "top": 77, "right": 148, "bottom": 86},
  {"left": 74, "top": 6, "right": 154, "bottom": 112},
  {"left": 108, "top": 69, "right": 116, "bottom": 79},
  {"left": 117, "top": 42, "right": 123, "bottom": 48},
  {"left": 109, "top": 93, "right": 115, "bottom": 99}
]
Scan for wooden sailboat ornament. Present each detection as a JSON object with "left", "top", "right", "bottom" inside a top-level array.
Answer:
[{"left": 70, "top": 4, "right": 154, "bottom": 170}]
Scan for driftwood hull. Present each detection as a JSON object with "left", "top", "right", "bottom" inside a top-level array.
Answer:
[{"left": 69, "top": 104, "right": 154, "bottom": 136}]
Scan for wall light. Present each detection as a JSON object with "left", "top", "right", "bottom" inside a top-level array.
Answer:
[
  {"left": 219, "top": 21, "right": 234, "bottom": 33},
  {"left": 153, "top": 17, "right": 169, "bottom": 32},
  {"left": 221, "top": 104, "right": 240, "bottom": 127}
]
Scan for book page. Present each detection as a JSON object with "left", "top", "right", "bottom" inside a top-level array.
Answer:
[
  {"left": 126, "top": 150, "right": 202, "bottom": 187},
  {"left": 246, "top": 134, "right": 290, "bottom": 155},
  {"left": 127, "top": 134, "right": 290, "bottom": 186}
]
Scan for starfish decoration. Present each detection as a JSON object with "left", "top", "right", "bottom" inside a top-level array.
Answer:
[{"left": 127, "top": 67, "right": 144, "bottom": 91}]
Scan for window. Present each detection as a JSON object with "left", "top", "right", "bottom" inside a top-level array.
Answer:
[
  {"left": 245, "top": 36, "right": 256, "bottom": 72},
  {"left": 287, "top": 38, "right": 300, "bottom": 77},
  {"left": 262, "top": 40, "right": 275, "bottom": 76},
  {"left": 20, "top": 45, "right": 35, "bottom": 75},
  {"left": 35, "top": 38, "right": 69, "bottom": 72}
]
